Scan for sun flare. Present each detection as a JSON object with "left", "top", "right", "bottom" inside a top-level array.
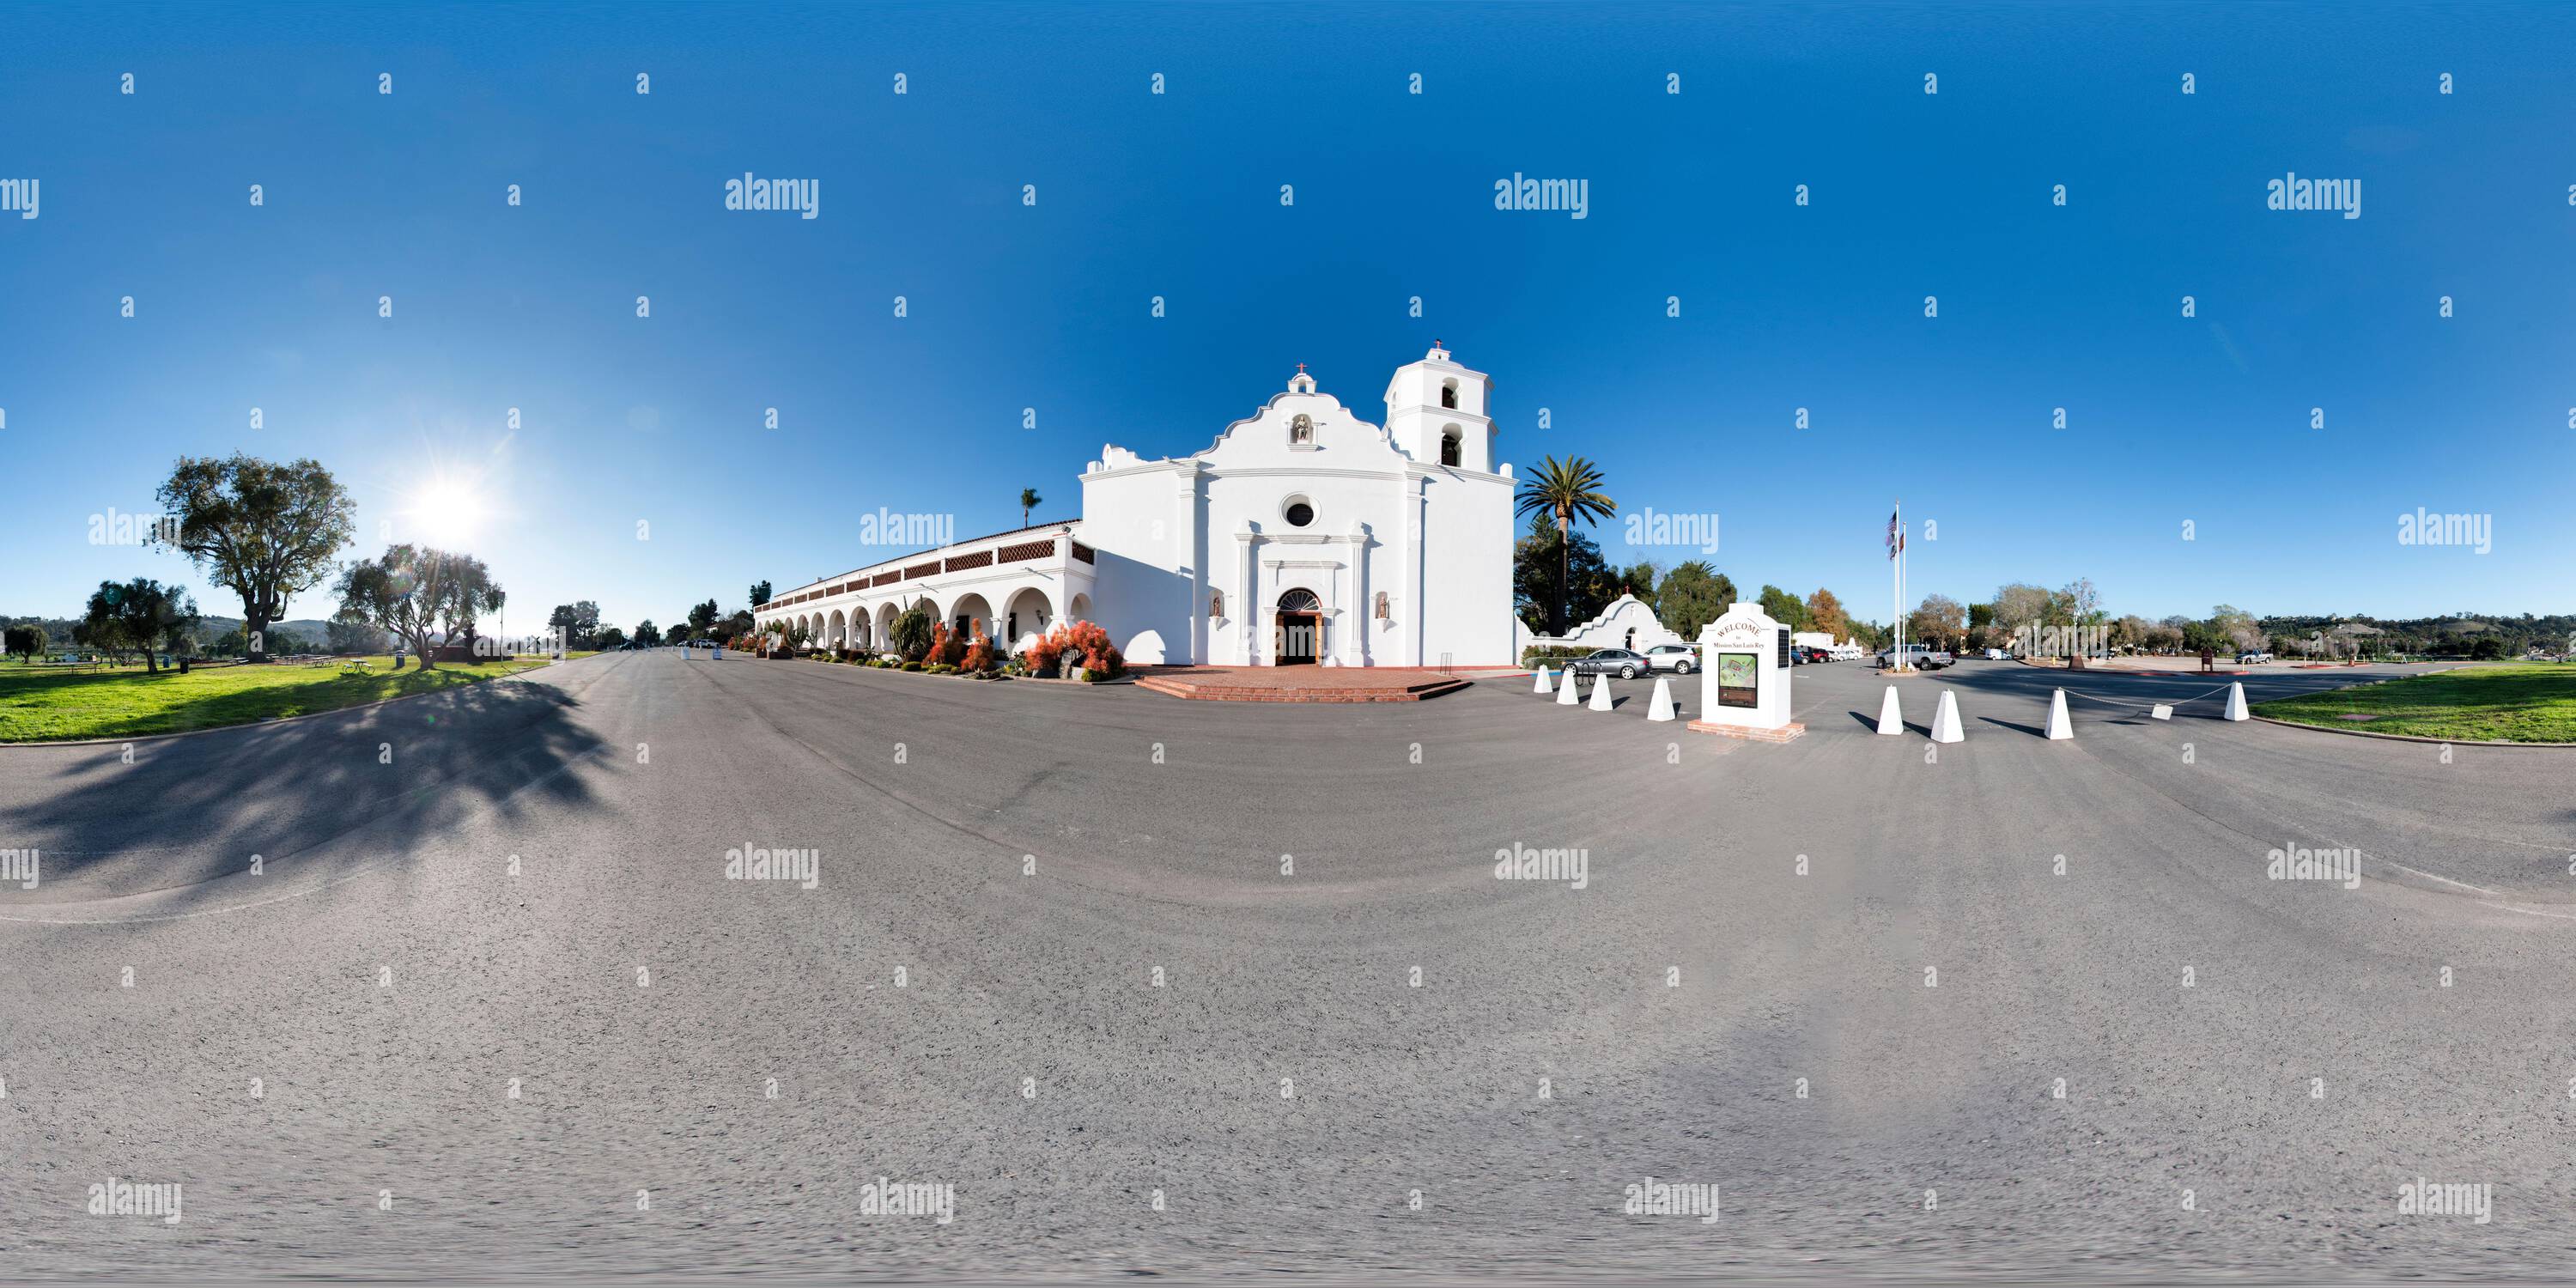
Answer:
[{"left": 410, "top": 478, "right": 485, "bottom": 546}]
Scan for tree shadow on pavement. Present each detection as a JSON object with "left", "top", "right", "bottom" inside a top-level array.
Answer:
[{"left": 0, "top": 677, "right": 611, "bottom": 904}]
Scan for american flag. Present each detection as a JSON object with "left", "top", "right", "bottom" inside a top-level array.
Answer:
[{"left": 1886, "top": 507, "right": 1903, "bottom": 559}]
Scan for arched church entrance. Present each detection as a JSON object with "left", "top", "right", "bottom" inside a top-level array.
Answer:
[{"left": 1275, "top": 588, "right": 1322, "bottom": 665}]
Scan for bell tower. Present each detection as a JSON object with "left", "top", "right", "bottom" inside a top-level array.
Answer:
[{"left": 1382, "top": 341, "right": 1493, "bottom": 471}]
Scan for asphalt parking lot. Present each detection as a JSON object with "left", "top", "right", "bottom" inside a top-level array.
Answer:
[{"left": 3, "top": 648, "right": 2571, "bottom": 1279}]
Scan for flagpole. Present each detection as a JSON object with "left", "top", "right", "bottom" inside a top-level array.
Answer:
[{"left": 1893, "top": 500, "right": 1903, "bottom": 670}]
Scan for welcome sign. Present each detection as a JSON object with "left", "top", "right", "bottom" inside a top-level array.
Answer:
[{"left": 1690, "top": 603, "right": 1803, "bottom": 742}]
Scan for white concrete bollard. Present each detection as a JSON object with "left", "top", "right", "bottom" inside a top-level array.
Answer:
[
  {"left": 2224, "top": 682, "right": 2250, "bottom": 721},
  {"left": 2045, "top": 689, "right": 2074, "bottom": 740},
  {"left": 2150, "top": 703, "right": 2173, "bottom": 720},
  {"left": 1534, "top": 664, "right": 1553, "bottom": 696},
  {"left": 1588, "top": 672, "right": 1613, "bottom": 711},
  {"left": 1647, "top": 675, "right": 1676, "bottom": 721},
  {"left": 1929, "top": 690, "right": 1965, "bottom": 743},
  {"left": 1556, "top": 669, "right": 1582, "bottom": 706},
  {"left": 1876, "top": 684, "right": 1905, "bottom": 735}
]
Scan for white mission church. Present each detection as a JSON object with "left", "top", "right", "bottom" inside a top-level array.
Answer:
[{"left": 753, "top": 343, "right": 1526, "bottom": 668}]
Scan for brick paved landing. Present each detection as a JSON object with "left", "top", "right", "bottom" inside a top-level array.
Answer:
[{"left": 1135, "top": 666, "right": 1476, "bottom": 702}]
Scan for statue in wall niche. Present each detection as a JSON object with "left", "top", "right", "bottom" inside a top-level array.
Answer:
[
  {"left": 1210, "top": 589, "right": 1224, "bottom": 618},
  {"left": 1375, "top": 591, "right": 1390, "bottom": 621}
]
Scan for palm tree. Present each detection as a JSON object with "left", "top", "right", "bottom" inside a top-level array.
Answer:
[
  {"left": 1019, "top": 488, "right": 1042, "bottom": 527},
  {"left": 1514, "top": 455, "right": 1617, "bottom": 635}
]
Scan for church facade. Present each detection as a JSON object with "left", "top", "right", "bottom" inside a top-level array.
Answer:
[{"left": 752, "top": 344, "right": 1524, "bottom": 668}]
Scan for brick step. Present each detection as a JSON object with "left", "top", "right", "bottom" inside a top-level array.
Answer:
[{"left": 1135, "top": 675, "right": 1471, "bottom": 703}]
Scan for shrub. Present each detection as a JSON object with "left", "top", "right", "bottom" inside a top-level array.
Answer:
[
  {"left": 892, "top": 607, "right": 934, "bottom": 662},
  {"left": 900, "top": 660, "right": 924, "bottom": 671},
  {"left": 961, "top": 624, "right": 994, "bottom": 674},
  {"left": 1521, "top": 645, "right": 1593, "bottom": 668},
  {"left": 1024, "top": 633, "right": 1064, "bottom": 678},
  {"left": 926, "top": 663, "right": 957, "bottom": 675},
  {"left": 1062, "top": 619, "right": 1125, "bottom": 678},
  {"left": 1024, "top": 619, "right": 1123, "bottom": 679}
]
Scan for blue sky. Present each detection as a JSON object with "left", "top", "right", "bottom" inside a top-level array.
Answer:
[{"left": 4, "top": 2, "right": 2572, "bottom": 632}]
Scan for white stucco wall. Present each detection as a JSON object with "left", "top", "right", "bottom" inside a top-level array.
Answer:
[
  {"left": 763, "top": 347, "right": 1517, "bottom": 669},
  {"left": 1536, "top": 593, "right": 1684, "bottom": 653},
  {"left": 1081, "top": 349, "right": 1515, "bottom": 667}
]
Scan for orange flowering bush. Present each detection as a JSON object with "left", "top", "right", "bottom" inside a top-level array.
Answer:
[{"left": 1022, "top": 619, "right": 1123, "bottom": 679}]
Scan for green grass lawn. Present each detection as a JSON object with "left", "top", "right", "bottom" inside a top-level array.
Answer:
[
  {"left": 0, "top": 654, "right": 561, "bottom": 743},
  {"left": 2253, "top": 663, "right": 2576, "bottom": 743}
]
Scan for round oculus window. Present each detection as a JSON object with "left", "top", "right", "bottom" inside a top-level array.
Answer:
[{"left": 1284, "top": 501, "right": 1315, "bottom": 528}]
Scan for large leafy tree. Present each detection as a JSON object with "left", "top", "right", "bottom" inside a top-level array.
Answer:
[
  {"left": 687, "top": 599, "right": 720, "bottom": 638},
  {"left": 1512, "top": 517, "right": 1619, "bottom": 635},
  {"left": 1909, "top": 593, "right": 1969, "bottom": 652},
  {"left": 4, "top": 623, "right": 46, "bottom": 663},
  {"left": 633, "top": 620, "right": 663, "bottom": 647},
  {"left": 1805, "top": 587, "right": 1852, "bottom": 641},
  {"left": 325, "top": 617, "right": 387, "bottom": 654},
  {"left": 1654, "top": 561, "right": 1735, "bottom": 641},
  {"left": 748, "top": 580, "right": 773, "bottom": 609},
  {"left": 1990, "top": 582, "right": 2052, "bottom": 650},
  {"left": 336, "top": 544, "right": 466, "bottom": 671},
  {"left": 1758, "top": 584, "right": 1810, "bottom": 631},
  {"left": 1965, "top": 602, "right": 1996, "bottom": 648},
  {"left": 151, "top": 454, "right": 355, "bottom": 663},
  {"left": 1511, "top": 455, "right": 1616, "bottom": 635},
  {"left": 2208, "top": 604, "right": 2263, "bottom": 652},
  {"left": 548, "top": 601, "right": 601, "bottom": 650},
  {"left": 79, "top": 578, "right": 197, "bottom": 673},
  {"left": 433, "top": 554, "right": 505, "bottom": 657}
]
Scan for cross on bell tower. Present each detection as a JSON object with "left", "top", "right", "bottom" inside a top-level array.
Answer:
[{"left": 1384, "top": 342, "right": 1485, "bottom": 468}]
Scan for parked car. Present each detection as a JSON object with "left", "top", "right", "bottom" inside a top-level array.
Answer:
[
  {"left": 1878, "top": 645, "right": 1953, "bottom": 670},
  {"left": 1564, "top": 648, "right": 1650, "bottom": 679},
  {"left": 1799, "top": 646, "right": 1832, "bottom": 665},
  {"left": 1643, "top": 643, "right": 1698, "bottom": 674},
  {"left": 2237, "top": 650, "right": 2273, "bottom": 665}
]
